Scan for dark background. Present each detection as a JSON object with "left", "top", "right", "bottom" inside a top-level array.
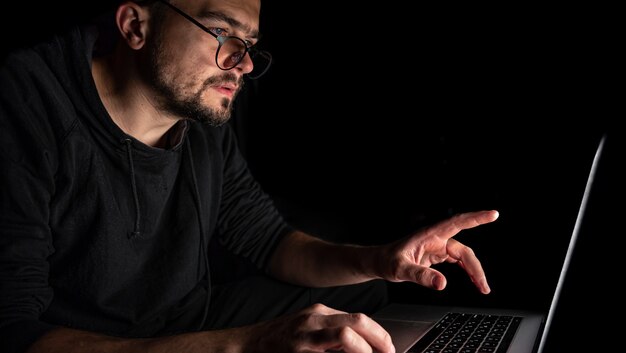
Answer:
[
  {"left": 1, "top": 1, "right": 619, "bottom": 350},
  {"left": 242, "top": 1, "right": 614, "bottom": 313}
]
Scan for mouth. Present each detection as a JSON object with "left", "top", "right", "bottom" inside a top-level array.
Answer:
[{"left": 212, "top": 84, "right": 238, "bottom": 98}]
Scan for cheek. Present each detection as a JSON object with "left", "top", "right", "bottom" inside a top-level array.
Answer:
[
  {"left": 164, "top": 35, "right": 211, "bottom": 68},
  {"left": 180, "top": 51, "right": 220, "bottom": 81},
  {"left": 162, "top": 55, "right": 209, "bottom": 92},
  {"left": 171, "top": 34, "right": 216, "bottom": 67}
]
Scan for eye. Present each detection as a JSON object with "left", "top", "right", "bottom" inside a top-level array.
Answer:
[{"left": 209, "top": 27, "right": 228, "bottom": 36}]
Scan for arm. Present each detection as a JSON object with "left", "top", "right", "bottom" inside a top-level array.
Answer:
[
  {"left": 267, "top": 230, "right": 380, "bottom": 287},
  {"left": 26, "top": 326, "right": 246, "bottom": 353},
  {"left": 27, "top": 305, "right": 395, "bottom": 353},
  {"left": 268, "top": 210, "right": 499, "bottom": 294}
]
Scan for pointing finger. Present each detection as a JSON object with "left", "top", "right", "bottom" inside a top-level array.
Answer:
[{"left": 433, "top": 210, "right": 499, "bottom": 240}]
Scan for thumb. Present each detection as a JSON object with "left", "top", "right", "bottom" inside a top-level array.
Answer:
[
  {"left": 430, "top": 271, "right": 447, "bottom": 291},
  {"left": 398, "top": 264, "right": 447, "bottom": 290}
]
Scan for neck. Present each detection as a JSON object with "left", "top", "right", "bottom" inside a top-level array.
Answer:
[{"left": 92, "top": 51, "right": 180, "bottom": 148}]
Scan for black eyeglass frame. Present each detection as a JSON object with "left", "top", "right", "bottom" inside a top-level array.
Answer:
[{"left": 157, "top": 0, "right": 272, "bottom": 79}]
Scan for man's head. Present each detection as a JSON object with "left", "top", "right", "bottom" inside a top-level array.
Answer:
[{"left": 114, "top": 0, "right": 263, "bottom": 126}]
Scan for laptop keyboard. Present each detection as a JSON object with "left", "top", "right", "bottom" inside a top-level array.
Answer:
[{"left": 407, "top": 312, "right": 522, "bottom": 353}]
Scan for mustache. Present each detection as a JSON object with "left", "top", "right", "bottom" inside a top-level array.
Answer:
[{"left": 204, "top": 72, "right": 244, "bottom": 90}]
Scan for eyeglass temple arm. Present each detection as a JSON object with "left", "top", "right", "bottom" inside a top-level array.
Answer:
[{"left": 157, "top": 0, "right": 219, "bottom": 39}]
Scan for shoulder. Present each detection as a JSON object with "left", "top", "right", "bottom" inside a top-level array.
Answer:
[
  {"left": 1, "top": 26, "right": 86, "bottom": 96},
  {"left": 0, "top": 26, "right": 95, "bottom": 147}
]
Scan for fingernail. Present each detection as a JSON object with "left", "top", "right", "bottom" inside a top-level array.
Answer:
[
  {"left": 482, "top": 279, "right": 491, "bottom": 294},
  {"left": 432, "top": 276, "right": 443, "bottom": 290}
]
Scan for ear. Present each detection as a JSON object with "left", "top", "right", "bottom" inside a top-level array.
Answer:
[{"left": 115, "top": 2, "right": 151, "bottom": 50}]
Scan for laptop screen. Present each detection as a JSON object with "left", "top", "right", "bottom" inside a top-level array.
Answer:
[{"left": 536, "top": 132, "right": 615, "bottom": 352}]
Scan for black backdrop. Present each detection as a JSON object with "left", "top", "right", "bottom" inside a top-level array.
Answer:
[
  {"left": 241, "top": 1, "right": 613, "bottom": 312},
  {"left": 1, "top": 0, "right": 618, "bottom": 340}
]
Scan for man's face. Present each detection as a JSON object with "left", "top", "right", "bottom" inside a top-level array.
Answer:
[{"left": 143, "top": 0, "right": 261, "bottom": 126}]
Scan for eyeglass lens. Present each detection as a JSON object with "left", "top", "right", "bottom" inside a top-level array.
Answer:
[{"left": 217, "top": 37, "right": 272, "bottom": 79}]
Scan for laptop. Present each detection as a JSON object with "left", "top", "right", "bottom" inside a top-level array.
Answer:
[{"left": 372, "top": 132, "right": 611, "bottom": 353}]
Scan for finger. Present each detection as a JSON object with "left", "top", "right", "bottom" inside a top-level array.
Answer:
[
  {"left": 338, "top": 326, "right": 372, "bottom": 353},
  {"left": 320, "top": 313, "right": 395, "bottom": 353},
  {"left": 309, "top": 327, "right": 371, "bottom": 353},
  {"left": 305, "top": 303, "right": 348, "bottom": 316},
  {"left": 433, "top": 210, "right": 499, "bottom": 240},
  {"left": 446, "top": 239, "right": 490, "bottom": 294},
  {"left": 396, "top": 262, "right": 447, "bottom": 290}
]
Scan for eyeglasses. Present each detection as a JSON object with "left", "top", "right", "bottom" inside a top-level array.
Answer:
[{"left": 157, "top": 0, "right": 272, "bottom": 79}]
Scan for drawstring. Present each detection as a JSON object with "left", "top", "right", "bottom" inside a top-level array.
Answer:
[
  {"left": 185, "top": 137, "right": 212, "bottom": 330},
  {"left": 124, "top": 139, "right": 142, "bottom": 239},
  {"left": 122, "top": 136, "right": 210, "bottom": 328}
]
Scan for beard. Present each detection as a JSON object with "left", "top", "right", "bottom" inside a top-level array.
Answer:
[{"left": 143, "top": 27, "right": 244, "bottom": 126}]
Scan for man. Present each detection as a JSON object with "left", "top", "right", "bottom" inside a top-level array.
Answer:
[{"left": 0, "top": 0, "right": 498, "bottom": 352}]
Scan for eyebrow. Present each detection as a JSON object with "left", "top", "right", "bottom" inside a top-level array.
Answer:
[{"left": 198, "top": 10, "right": 260, "bottom": 40}]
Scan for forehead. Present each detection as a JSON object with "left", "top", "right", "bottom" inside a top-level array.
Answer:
[{"left": 173, "top": 0, "right": 261, "bottom": 27}]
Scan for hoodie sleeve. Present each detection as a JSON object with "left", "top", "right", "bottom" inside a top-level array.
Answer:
[
  {"left": 216, "top": 125, "right": 294, "bottom": 270},
  {"left": 0, "top": 54, "right": 59, "bottom": 353}
]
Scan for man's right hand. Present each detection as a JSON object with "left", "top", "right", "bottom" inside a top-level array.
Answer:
[{"left": 244, "top": 303, "right": 395, "bottom": 353}]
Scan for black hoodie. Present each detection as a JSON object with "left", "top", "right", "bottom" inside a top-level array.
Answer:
[{"left": 0, "top": 23, "right": 292, "bottom": 353}]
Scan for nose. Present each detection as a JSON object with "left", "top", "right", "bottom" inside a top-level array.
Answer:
[{"left": 234, "top": 51, "right": 254, "bottom": 75}]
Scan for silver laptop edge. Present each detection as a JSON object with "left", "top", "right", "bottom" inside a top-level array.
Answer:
[{"left": 535, "top": 134, "right": 605, "bottom": 353}]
